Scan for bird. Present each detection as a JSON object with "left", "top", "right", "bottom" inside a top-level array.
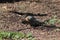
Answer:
[{"left": 22, "top": 16, "right": 44, "bottom": 27}]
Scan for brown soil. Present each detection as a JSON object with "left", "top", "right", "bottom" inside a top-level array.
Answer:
[{"left": 0, "top": 0, "right": 60, "bottom": 40}]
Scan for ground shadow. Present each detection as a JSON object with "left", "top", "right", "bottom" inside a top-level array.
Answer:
[
  {"left": 0, "top": 0, "right": 24, "bottom": 3},
  {"left": 34, "top": 25, "right": 60, "bottom": 31},
  {"left": 10, "top": 11, "right": 48, "bottom": 16}
]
